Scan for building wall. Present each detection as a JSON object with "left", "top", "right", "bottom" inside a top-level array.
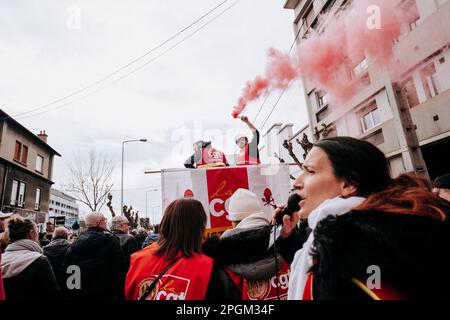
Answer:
[
  {"left": 0, "top": 122, "right": 54, "bottom": 181},
  {"left": 285, "top": 0, "right": 450, "bottom": 178},
  {"left": 1, "top": 162, "right": 52, "bottom": 214}
]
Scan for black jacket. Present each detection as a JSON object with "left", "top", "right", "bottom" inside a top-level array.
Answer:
[
  {"left": 3, "top": 256, "right": 59, "bottom": 300},
  {"left": 63, "top": 227, "right": 127, "bottom": 300},
  {"left": 112, "top": 230, "right": 138, "bottom": 267},
  {"left": 43, "top": 238, "right": 71, "bottom": 291},
  {"left": 275, "top": 220, "right": 311, "bottom": 264},
  {"left": 134, "top": 233, "right": 147, "bottom": 250},
  {"left": 310, "top": 210, "right": 450, "bottom": 300}
]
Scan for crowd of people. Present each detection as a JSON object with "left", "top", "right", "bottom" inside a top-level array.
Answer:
[{"left": 1, "top": 136, "right": 450, "bottom": 300}]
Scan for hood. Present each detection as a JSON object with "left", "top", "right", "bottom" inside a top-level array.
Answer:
[
  {"left": 43, "top": 239, "right": 70, "bottom": 257},
  {"left": 311, "top": 210, "right": 450, "bottom": 299},
  {"left": 203, "top": 226, "right": 272, "bottom": 267},
  {"left": 1, "top": 239, "right": 43, "bottom": 279}
]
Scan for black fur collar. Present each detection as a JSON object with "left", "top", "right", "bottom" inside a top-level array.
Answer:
[
  {"left": 202, "top": 226, "right": 272, "bottom": 266},
  {"left": 311, "top": 210, "right": 450, "bottom": 299}
]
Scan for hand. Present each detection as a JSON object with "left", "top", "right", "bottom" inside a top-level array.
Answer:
[
  {"left": 272, "top": 205, "right": 299, "bottom": 239},
  {"left": 240, "top": 115, "right": 249, "bottom": 123}
]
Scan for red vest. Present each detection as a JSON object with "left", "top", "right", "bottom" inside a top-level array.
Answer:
[
  {"left": 125, "top": 244, "right": 214, "bottom": 300},
  {"left": 225, "top": 268, "right": 248, "bottom": 300},
  {"left": 247, "top": 261, "right": 290, "bottom": 300},
  {"left": 0, "top": 251, "right": 5, "bottom": 301},
  {"left": 196, "top": 148, "right": 227, "bottom": 168},
  {"left": 237, "top": 144, "right": 260, "bottom": 166}
]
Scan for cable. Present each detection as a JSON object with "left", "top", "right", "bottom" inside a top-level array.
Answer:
[
  {"left": 7, "top": 0, "right": 231, "bottom": 120},
  {"left": 252, "top": 94, "right": 269, "bottom": 123},
  {"left": 259, "top": 86, "right": 288, "bottom": 131},
  {"left": 12, "top": 0, "right": 242, "bottom": 121}
]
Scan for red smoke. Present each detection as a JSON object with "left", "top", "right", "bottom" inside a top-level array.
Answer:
[
  {"left": 232, "top": 0, "right": 405, "bottom": 117},
  {"left": 232, "top": 48, "right": 297, "bottom": 118}
]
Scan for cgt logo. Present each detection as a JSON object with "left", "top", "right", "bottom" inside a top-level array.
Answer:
[
  {"left": 138, "top": 275, "right": 190, "bottom": 300},
  {"left": 209, "top": 181, "right": 233, "bottom": 218},
  {"left": 206, "top": 167, "right": 249, "bottom": 228}
]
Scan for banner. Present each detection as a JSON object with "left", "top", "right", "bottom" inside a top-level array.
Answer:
[{"left": 161, "top": 164, "right": 291, "bottom": 231}]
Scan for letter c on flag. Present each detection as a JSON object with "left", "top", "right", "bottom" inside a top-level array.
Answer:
[{"left": 210, "top": 198, "right": 224, "bottom": 217}]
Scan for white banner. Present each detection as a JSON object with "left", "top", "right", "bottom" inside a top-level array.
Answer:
[{"left": 161, "top": 164, "right": 291, "bottom": 231}]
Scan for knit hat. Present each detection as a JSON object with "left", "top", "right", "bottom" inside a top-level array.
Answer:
[
  {"left": 226, "top": 189, "right": 264, "bottom": 222},
  {"left": 434, "top": 173, "right": 450, "bottom": 189},
  {"left": 235, "top": 134, "right": 248, "bottom": 144}
]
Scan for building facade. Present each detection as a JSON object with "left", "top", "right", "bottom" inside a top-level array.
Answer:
[
  {"left": 49, "top": 188, "right": 79, "bottom": 218},
  {"left": 48, "top": 188, "right": 79, "bottom": 228},
  {"left": 283, "top": 0, "right": 450, "bottom": 179},
  {"left": 0, "top": 109, "right": 61, "bottom": 224}
]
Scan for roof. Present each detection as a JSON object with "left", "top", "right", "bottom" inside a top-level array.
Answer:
[
  {"left": 283, "top": 0, "right": 300, "bottom": 9},
  {"left": 0, "top": 109, "right": 61, "bottom": 157}
]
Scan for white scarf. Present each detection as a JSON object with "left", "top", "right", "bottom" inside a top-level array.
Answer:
[
  {"left": 287, "top": 196, "right": 365, "bottom": 300},
  {"left": 1, "top": 239, "right": 43, "bottom": 279}
]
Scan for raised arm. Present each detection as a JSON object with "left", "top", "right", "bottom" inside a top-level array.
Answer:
[{"left": 240, "top": 116, "right": 257, "bottom": 133}]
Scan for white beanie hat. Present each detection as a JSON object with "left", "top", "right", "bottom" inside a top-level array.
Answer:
[{"left": 226, "top": 189, "right": 264, "bottom": 222}]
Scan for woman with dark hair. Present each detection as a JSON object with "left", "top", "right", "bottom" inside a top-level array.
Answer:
[
  {"left": 308, "top": 174, "right": 450, "bottom": 299},
  {"left": 0, "top": 215, "right": 59, "bottom": 300},
  {"left": 125, "top": 198, "right": 241, "bottom": 300},
  {"left": 273, "top": 136, "right": 391, "bottom": 299}
]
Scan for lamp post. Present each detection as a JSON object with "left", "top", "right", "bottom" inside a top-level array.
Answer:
[
  {"left": 121, "top": 139, "right": 147, "bottom": 215},
  {"left": 152, "top": 205, "right": 160, "bottom": 226},
  {"left": 145, "top": 188, "right": 158, "bottom": 220}
]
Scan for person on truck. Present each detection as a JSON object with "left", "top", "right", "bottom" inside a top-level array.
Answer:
[
  {"left": 235, "top": 116, "right": 260, "bottom": 166},
  {"left": 184, "top": 140, "right": 229, "bottom": 169}
]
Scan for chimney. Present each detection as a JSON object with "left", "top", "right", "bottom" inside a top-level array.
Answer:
[{"left": 37, "top": 130, "right": 48, "bottom": 143}]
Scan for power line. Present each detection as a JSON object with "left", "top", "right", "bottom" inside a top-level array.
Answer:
[
  {"left": 7, "top": 0, "right": 231, "bottom": 120},
  {"left": 13, "top": 0, "right": 242, "bottom": 121},
  {"left": 12, "top": 0, "right": 242, "bottom": 121}
]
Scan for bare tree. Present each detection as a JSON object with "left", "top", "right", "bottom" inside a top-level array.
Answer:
[{"left": 65, "top": 151, "right": 115, "bottom": 212}]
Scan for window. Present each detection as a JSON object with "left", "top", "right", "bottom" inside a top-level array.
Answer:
[
  {"left": 35, "top": 188, "right": 41, "bottom": 211},
  {"left": 14, "top": 141, "right": 22, "bottom": 161},
  {"left": 402, "top": 77, "right": 420, "bottom": 108},
  {"left": 362, "top": 108, "right": 380, "bottom": 132},
  {"left": 421, "top": 63, "right": 441, "bottom": 99},
  {"left": 21, "top": 146, "right": 28, "bottom": 164},
  {"left": 36, "top": 155, "right": 44, "bottom": 173},
  {"left": 316, "top": 106, "right": 330, "bottom": 122},
  {"left": 10, "top": 180, "right": 26, "bottom": 207},
  {"left": 351, "top": 57, "right": 369, "bottom": 79},
  {"left": 10, "top": 180, "right": 18, "bottom": 205},
  {"left": 316, "top": 91, "right": 329, "bottom": 109},
  {"left": 13, "top": 141, "right": 28, "bottom": 164},
  {"left": 402, "top": 0, "right": 420, "bottom": 31}
]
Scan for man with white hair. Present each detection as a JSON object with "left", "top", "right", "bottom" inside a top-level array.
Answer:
[
  {"left": 63, "top": 212, "right": 126, "bottom": 300},
  {"left": 111, "top": 216, "right": 138, "bottom": 268},
  {"left": 43, "top": 226, "right": 71, "bottom": 290}
]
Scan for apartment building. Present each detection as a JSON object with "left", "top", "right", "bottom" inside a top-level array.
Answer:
[
  {"left": 283, "top": 0, "right": 450, "bottom": 179},
  {"left": 0, "top": 109, "right": 61, "bottom": 223}
]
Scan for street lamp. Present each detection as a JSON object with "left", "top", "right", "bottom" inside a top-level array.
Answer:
[
  {"left": 145, "top": 188, "right": 158, "bottom": 219},
  {"left": 152, "top": 205, "right": 161, "bottom": 226},
  {"left": 121, "top": 139, "right": 147, "bottom": 215}
]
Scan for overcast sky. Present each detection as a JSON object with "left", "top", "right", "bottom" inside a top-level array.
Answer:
[{"left": 0, "top": 0, "right": 308, "bottom": 221}]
